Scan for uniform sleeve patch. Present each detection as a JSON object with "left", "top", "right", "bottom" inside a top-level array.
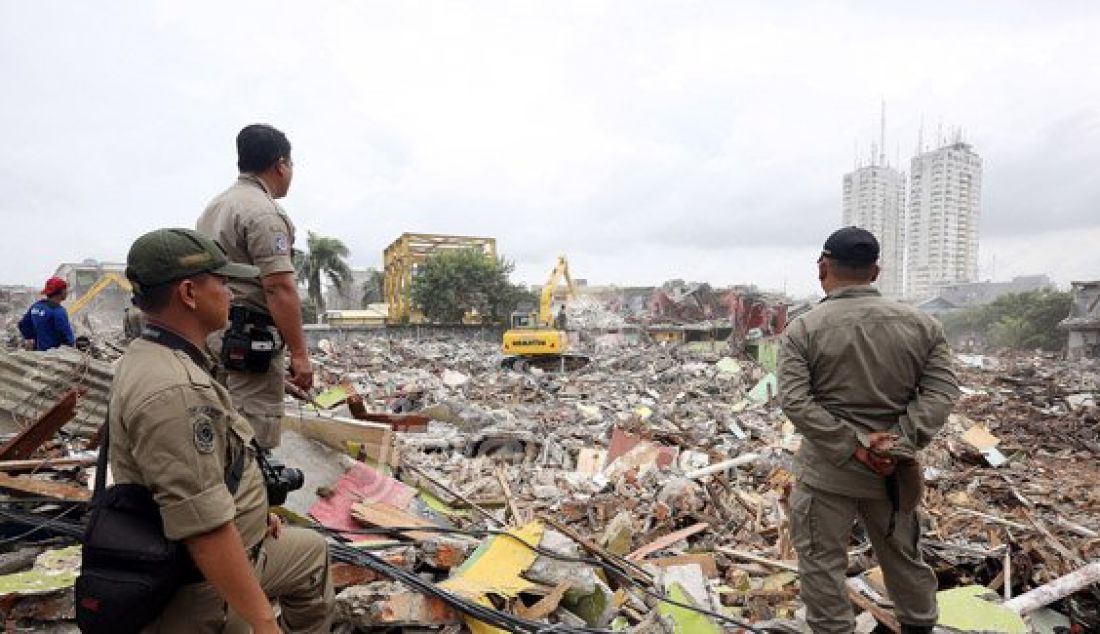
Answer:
[
  {"left": 273, "top": 233, "right": 289, "bottom": 255},
  {"left": 189, "top": 406, "right": 218, "bottom": 454}
]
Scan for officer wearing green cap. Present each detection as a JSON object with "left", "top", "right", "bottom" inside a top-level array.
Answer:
[
  {"left": 778, "top": 227, "right": 959, "bottom": 634},
  {"left": 110, "top": 228, "right": 332, "bottom": 633}
]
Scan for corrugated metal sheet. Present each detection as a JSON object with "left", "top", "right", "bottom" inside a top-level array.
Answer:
[{"left": 0, "top": 347, "right": 113, "bottom": 437}]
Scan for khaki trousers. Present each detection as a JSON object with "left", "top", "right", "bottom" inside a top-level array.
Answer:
[
  {"left": 207, "top": 332, "right": 286, "bottom": 449},
  {"left": 789, "top": 481, "right": 938, "bottom": 633},
  {"left": 148, "top": 526, "right": 333, "bottom": 633}
]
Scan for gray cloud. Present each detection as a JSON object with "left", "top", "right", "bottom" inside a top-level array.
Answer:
[{"left": 1, "top": 1, "right": 1099, "bottom": 296}]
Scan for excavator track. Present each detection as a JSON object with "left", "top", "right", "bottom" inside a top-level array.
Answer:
[{"left": 501, "top": 354, "right": 590, "bottom": 373}]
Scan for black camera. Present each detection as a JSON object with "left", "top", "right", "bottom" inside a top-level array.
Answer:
[{"left": 255, "top": 451, "right": 304, "bottom": 506}]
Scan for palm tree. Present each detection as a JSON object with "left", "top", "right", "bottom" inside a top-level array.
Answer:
[
  {"left": 360, "top": 269, "right": 385, "bottom": 307},
  {"left": 295, "top": 231, "right": 353, "bottom": 319}
]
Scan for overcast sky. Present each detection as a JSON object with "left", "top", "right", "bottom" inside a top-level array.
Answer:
[{"left": 2, "top": 1, "right": 1098, "bottom": 297}]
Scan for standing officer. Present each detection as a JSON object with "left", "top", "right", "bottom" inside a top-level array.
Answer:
[
  {"left": 778, "top": 227, "right": 959, "bottom": 634},
  {"left": 197, "top": 124, "right": 312, "bottom": 449},
  {"left": 113, "top": 228, "right": 331, "bottom": 632},
  {"left": 18, "top": 276, "right": 76, "bottom": 350}
]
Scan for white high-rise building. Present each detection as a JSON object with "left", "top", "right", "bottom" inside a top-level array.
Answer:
[
  {"left": 905, "top": 142, "right": 982, "bottom": 300},
  {"left": 842, "top": 163, "right": 906, "bottom": 299}
]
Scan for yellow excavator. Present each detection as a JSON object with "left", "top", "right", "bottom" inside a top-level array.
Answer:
[
  {"left": 501, "top": 255, "right": 589, "bottom": 371},
  {"left": 67, "top": 272, "right": 132, "bottom": 315}
]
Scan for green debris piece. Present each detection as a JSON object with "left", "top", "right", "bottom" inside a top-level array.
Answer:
[
  {"left": 418, "top": 489, "right": 469, "bottom": 518},
  {"left": 748, "top": 373, "right": 778, "bottom": 404},
  {"left": 715, "top": 357, "right": 743, "bottom": 377},
  {"left": 0, "top": 545, "right": 82, "bottom": 596},
  {"left": 313, "top": 384, "right": 350, "bottom": 409},
  {"left": 747, "top": 339, "right": 779, "bottom": 372},
  {"left": 657, "top": 582, "right": 721, "bottom": 634},
  {"left": 936, "top": 585, "right": 1026, "bottom": 633},
  {"left": 610, "top": 616, "right": 630, "bottom": 630},
  {"left": 562, "top": 580, "right": 613, "bottom": 627}
]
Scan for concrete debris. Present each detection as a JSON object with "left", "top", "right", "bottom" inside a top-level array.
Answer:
[{"left": 0, "top": 329, "right": 1097, "bottom": 632}]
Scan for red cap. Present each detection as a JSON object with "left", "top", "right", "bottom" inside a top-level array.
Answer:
[{"left": 42, "top": 276, "right": 68, "bottom": 296}]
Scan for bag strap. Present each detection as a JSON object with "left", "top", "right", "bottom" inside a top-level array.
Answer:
[
  {"left": 95, "top": 411, "right": 250, "bottom": 498},
  {"left": 93, "top": 413, "right": 110, "bottom": 497}
]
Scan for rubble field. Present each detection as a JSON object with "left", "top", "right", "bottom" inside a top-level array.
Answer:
[{"left": 0, "top": 333, "right": 1096, "bottom": 632}]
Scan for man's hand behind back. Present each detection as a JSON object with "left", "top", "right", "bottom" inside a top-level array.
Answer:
[{"left": 855, "top": 432, "right": 898, "bottom": 476}]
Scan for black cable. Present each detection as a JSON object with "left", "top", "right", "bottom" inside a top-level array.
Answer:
[
  {"left": 0, "top": 505, "right": 83, "bottom": 545},
  {"left": 0, "top": 502, "right": 768, "bottom": 630},
  {"left": 318, "top": 523, "right": 767, "bottom": 632}
]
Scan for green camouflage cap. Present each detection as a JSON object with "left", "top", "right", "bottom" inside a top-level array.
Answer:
[{"left": 126, "top": 228, "right": 259, "bottom": 290}]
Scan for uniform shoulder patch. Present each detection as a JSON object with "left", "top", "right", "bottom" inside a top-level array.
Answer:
[
  {"left": 189, "top": 405, "right": 220, "bottom": 454},
  {"left": 273, "top": 233, "right": 289, "bottom": 255}
]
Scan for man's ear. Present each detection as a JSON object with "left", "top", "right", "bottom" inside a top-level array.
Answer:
[
  {"left": 869, "top": 263, "right": 881, "bottom": 283},
  {"left": 178, "top": 279, "right": 199, "bottom": 310},
  {"left": 817, "top": 259, "right": 828, "bottom": 282}
]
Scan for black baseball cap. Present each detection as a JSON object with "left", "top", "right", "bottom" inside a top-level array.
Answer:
[
  {"left": 821, "top": 227, "right": 880, "bottom": 263},
  {"left": 126, "top": 228, "right": 259, "bottom": 291}
]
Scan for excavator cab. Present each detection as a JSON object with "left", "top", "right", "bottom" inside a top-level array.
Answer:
[{"left": 509, "top": 312, "right": 537, "bottom": 329}]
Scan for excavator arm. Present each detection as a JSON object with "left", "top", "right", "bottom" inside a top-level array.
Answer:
[
  {"left": 537, "top": 255, "right": 576, "bottom": 327},
  {"left": 68, "top": 272, "right": 133, "bottom": 315}
]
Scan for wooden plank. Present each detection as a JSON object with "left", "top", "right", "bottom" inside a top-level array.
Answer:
[
  {"left": 0, "top": 457, "right": 95, "bottom": 473},
  {"left": 846, "top": 584, "right": 901, "bottom": 633},
  {"left": 282, "top": 414, "right": 394, "bottom": 465},
  {"left": 0, "top": 390, "right": 80, "bottom": 460},
  {"left": 0, "top": 472, "right": 90, "bottom": 501},
  {"left": 350, "top": 501, "right": 439, "bottom": 541},
  {"left": 625, "top": 522, "right": 709, "bottom": 561},
  {"left": 516, "top": 581, "right": 571, "bottom": 620},
  {"left": 648, "top": 553, "right": 719, "bottom": 578},
  {"left": 714, "top": 547, "right": 799, "bottom": 573},
  {"left": 495, "top": 466, "right": 525, "bottom": 526}
]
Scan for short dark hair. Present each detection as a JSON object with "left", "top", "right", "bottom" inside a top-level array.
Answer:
[
  {"left": 132, "top": 274, "right": 208, "bottom": 314},
  {"left": 828, "top": 257, "right": 877, "bottom": 281},
  {"left": 237, "top": 124, "right": 291, "bottom": 173}
]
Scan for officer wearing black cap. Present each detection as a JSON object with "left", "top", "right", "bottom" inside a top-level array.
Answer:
[
  {"left": 777, "top": 227, "right": 959, "bottom": 633},
  {"left": 109, "top": 228, "right": 332, "bottom": 633}
]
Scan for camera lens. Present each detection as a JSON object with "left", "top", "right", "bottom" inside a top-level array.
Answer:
[{"left": 282, "top": 468, "right": 305, "bottom": 492}]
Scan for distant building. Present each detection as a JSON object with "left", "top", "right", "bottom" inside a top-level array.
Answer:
[
  {"left": 906, "top": 141, "right": 983, "bottom": 300},
  {"left": 1059, "top": 281, "right": 1100, "bottom": 359},
  {"left": 916, "top": 275, "right": 1054, "bottom": 316},
  {"left": 843, "top": 162, "right": 906, "bottom": 298}
]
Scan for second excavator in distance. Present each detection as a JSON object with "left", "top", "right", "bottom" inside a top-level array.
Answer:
[{"left": 500, "top": 255, "right": 590, "bottom": 372}]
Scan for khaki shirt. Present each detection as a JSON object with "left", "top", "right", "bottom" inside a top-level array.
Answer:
[
  {"left": 108, "top": 335, "right": 268, "bottom": 546},
  {"left": 196, "top": 175, "right": 296, "bottom": 314},
  {"left": 778, "top": 285, "right": 959, "bottom": 498}
]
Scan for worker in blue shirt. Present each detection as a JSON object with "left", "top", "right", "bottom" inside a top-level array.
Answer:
[{"left": 18, "top": 277, "right": 76, "bottom": 351}]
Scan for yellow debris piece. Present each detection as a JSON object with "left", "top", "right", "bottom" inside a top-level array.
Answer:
[{"left": 440, "top": 521, "right": 544, "bottom": 634}]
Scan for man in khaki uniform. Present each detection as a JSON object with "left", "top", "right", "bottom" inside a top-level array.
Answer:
[
  {"left": 197, "top": 124, "right": 311, "bottom": 449},
  {"left": 778, "top": 227, "right": 959, "bottom": 634},
  {"left": 112, "top": 228, "right": 332, "bottom": 632}
]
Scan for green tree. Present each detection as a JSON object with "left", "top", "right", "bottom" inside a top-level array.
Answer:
[
  {"left": 294, "top": 231, "right": 353, "bottom": 318},
  {"left": 360, "top": 268, "right": 385, "bottom": 307},
  {"left": 941, "top": 289, "right": 1072, "bottom": 351},
  {"left": 410, "top": 249, "right": 533, "bottom": 324}
]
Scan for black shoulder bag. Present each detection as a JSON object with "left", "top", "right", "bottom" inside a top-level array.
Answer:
[{"left": 75, "top": 419, "right": 246, "bottom": 633}]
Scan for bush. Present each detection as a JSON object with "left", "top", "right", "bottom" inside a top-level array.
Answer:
[{"left": 941, "top": 289, "right": 1071, "bottom": 351}]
